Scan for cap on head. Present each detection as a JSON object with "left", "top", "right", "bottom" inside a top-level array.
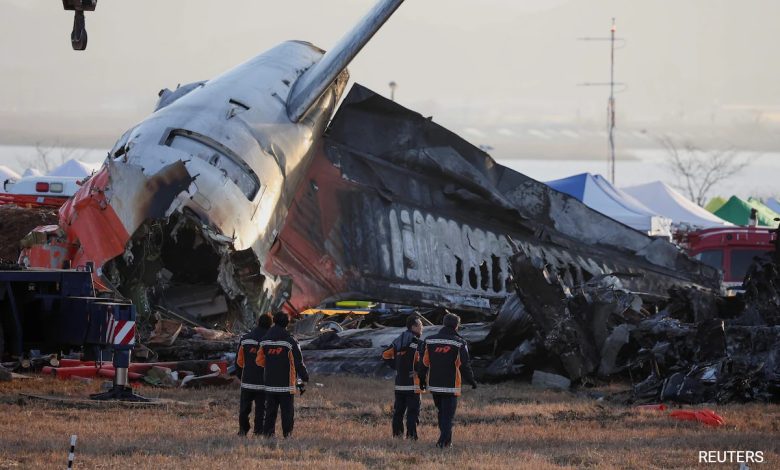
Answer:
[{"left": 273, "top": 312, "right": 290, "bottom": 327}]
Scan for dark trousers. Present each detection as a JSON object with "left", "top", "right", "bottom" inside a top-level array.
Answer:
[
  {"left": 263, "top": 392, "right": 295, "bottom": 437},
  {"left": 392, "top": 392, "right": 421, "bottom": 438},
  {"left": 432, "top": 393, "right": 458, "bottom": 446},
  {"left": 238, "top": 388, "right": 265, "bottom": 434}
]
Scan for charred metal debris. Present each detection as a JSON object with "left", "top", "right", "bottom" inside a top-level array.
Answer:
[
  {"left": 283, "top": 86, "right": 779, "bottom": 403},
  {"left": 297, "top": 248, "right": 779, "bottom": 404}
]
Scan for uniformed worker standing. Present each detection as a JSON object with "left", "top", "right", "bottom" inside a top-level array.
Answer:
[
  {"left": 256, "top": 312, "right": 309, "bottom": 438},
  {"left": 419, "top": 312, "right": 477, "bottom": 448},
  {"left": 236, "top": 313, "right": 272, "bottom": 436},
  {"left": 381, "top": 314, "right": 425, "bottom": 439}
]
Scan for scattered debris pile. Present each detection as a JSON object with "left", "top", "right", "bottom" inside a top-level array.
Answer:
[
  {"left": 0, "top": 204, "right": 58, "bottom": 261},
  {"left": 299, "top": 322, "right": 491, "bottom": 378},
  {"left": 144, "top": 318, "right": 239, "bottom": 362},
  {"left": 297, "top": 248, "right": 779, "bottom": 405},
  {"left": 502, "top": 250, "right": 780, "bottom": 404},
  {"left": 1, "top": 314, "right": 239, "bottom": 388},
  {"left": 37, "top": 358, "right": 235, "bottom": 389}
]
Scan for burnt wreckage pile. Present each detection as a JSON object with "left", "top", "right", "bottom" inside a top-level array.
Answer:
[
  {"left": 300, "top": 249, "right": 779, "bottom": 404},
  {"left": 269, "top": 86, "right": 776, "bottom": 404},
  {"left": 484, "top": 249, "right": 780, "bottom": 404}
]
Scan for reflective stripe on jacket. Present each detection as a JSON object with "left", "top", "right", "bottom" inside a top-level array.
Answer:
[
  {"left": 421, "top": 326, "right": 475, "bottom": 396},
  {"left": 237, "top": 326, "right": 268, "bottom": 390},
  {"left": 256, "top": 325, "right": 309, "bottom": 394},
  {"left": 381, "top": 330, "right": 424, "bottom": 393}
]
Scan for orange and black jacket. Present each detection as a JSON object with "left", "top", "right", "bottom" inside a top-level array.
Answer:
[
  {"left": 236, "top": 326, "right": 268, "bottom": 390},
  {"left": 255, "top": 325, "right": 309, "bottom": 394},
  {"left": 420, "top": 326, "right": 476, "bottom": 396},
  {"left": 381, "top": 330, "right": 425, "bottom": 393}
]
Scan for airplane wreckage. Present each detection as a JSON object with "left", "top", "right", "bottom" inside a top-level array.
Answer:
[{"left": 17, "top": 0, "right": 778, "bottom": 402}]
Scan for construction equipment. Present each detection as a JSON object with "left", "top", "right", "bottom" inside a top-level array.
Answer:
[
  {"left": 0, "top": 263, "right": 146, "bottom": 401},
  {"left": 62, "top": 0, "right": 97, "bottom": 50}
]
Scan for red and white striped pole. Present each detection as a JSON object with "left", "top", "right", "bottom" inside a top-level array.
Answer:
[
  {"left": 108, "top": 312, "right": 136, "bottom": 389},
  {"left": 67, "top": 435, "right": 77, "bottom": 469}
]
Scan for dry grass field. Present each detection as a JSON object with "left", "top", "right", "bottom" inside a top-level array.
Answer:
[{"left": 0, "top": 375, "right": 778, "bottom": 469}]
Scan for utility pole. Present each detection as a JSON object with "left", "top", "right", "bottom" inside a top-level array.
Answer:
[
  {"left": 578, "top": 18, "right": 624, "bottom": 184},
  {"left": 608, "top": 18, "right": 616, "bottom": 185}
]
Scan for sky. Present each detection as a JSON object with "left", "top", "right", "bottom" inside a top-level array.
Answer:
[{"left": 1, "top": 0, "right": 779, "bottom": 156}]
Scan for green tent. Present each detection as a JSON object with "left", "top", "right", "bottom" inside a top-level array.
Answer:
[
  {"left": 705, "top": 196, "right": 727, "bottom": 213},
  {"left": 713, "top": 195, "right": 780, "bottom": 226}
]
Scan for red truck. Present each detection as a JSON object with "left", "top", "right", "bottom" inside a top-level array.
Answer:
[{"left": 683, "top": 226, "right": 776, "bottom": 290}]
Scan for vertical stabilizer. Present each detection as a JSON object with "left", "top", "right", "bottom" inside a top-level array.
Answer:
[{"left": 286, "top": 0, "right": 405, "bottom": 122}]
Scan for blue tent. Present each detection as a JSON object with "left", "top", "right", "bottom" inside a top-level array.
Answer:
[
  {"left": 546, "top": 173, "right": 672, "bottom": 236},
  {"left": 764, "top": 197, "right": 780, "bottom": 215}
]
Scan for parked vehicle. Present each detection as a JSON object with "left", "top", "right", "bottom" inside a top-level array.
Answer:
[
  {"left": 683, "top": 226, "right": 776, "bottom": 290},
  {"left": 0, "top": 176, "right": 83, "bottom": 208},
  {"left": 0, "top": 263, "right": 144, "bottom": 400}
]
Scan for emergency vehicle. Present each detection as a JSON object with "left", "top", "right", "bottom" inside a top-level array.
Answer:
[
  {"left": 0, "top": 176, "right": 83, "bottom": 208},
  {"left": 684, "top": 226, "right": 776, "bottom": 289}
]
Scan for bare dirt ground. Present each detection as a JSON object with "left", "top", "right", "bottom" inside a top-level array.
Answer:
[{"left": 0, "top": 376, "right": 778, "bottom": 469}]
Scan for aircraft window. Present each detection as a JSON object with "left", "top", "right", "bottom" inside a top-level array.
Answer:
[
  {"left": 165, "top": 129, "right": 260, "bottom": 200},
  {"left": 694, "top": 250, "right": 723, "bottom": 270},
  {"left": 730, "top": 249, "right": 771, "bottom": 281}
]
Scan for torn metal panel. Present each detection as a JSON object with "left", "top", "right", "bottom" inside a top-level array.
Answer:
[
  {"left": 482, "top": 293, "right": 535, "bottom": 352},
  {"left": 509, "top": 251, "right": 601, "bottom": 380},
  {"left": 302, "top": 347, "right": 393, "bottom": 378},
  {"left": 159, "top": 285, "right": 228, "bottom": 320},
  {"left": 482, "top": 338, "right": 541, "bottom": 381},
  {"left": 599, "top": 324, "right": 633, "bottom": 376}
]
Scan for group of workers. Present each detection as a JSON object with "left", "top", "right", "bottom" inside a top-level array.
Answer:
[{"left": 236, "top": 310, "right": 476, "bottom": 447}]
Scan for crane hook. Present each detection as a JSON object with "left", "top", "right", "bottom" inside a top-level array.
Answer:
[{"left": 71, "top": 10, "right": 88, "bottom": 50}]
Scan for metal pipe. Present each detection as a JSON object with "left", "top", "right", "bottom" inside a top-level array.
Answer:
[{"left": 114, "top": 367, "right": 128, "bottom": 387}]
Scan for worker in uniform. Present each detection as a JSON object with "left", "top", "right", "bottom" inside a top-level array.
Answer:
[
  {"left": 419, "top": 312, "right": 477, "bottom": 448},
  {"left": 381, "top": 314, "right": 425, "bottom": 439},
  {"left": 256, "top": 312, "right": 309, "bottom": 438},
  {"left": 236, "top": 313, "right": 272, "bottom": 436}
]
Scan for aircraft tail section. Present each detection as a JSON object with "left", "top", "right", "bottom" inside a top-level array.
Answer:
[{"left": 286, "top": 0, "right": 405, "bottom": 122}]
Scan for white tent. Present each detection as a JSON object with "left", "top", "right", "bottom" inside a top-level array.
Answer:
[
  {"left": 22, "top": 168, "right": 44, "bottom": 178},
  {"left": 0, "top": 165, "right": 21, "bottom": 182},
  {"left": 48, "top": 159, "right": 99, "bottom": 178},
  {"left": 546, "top": 173, "right": 672, "bottom": 237},
  {"left": 622, "top": 181, "right": 731, "bottom": 229}
]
